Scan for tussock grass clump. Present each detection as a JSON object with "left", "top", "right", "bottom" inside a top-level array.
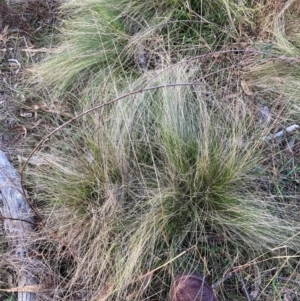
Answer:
[
  {"left": 33, "top": 0, "right": 254, "bottom": 99},
  {"left": 29, "top": 63, "right": 300, "bottom": 300},
  {"left": 19, "top": 0, "right": 300, "bottom": 300},
  {"left": 33, "top": 0, "right": 300, "bottom": 102},
  {"left": 33, "top": 0, "right": 130, "bottom": 99}
]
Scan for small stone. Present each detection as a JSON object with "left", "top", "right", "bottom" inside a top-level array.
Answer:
[{"left": 170, "top": 273, "right": 217, "bottom": 301}]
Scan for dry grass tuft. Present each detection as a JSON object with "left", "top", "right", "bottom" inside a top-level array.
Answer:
[
  {"left": 1, "top": 0, "right": 300, "bottom": 300},
  {"left": 26, "top": 59, "right": 300, "bottom": 300}
]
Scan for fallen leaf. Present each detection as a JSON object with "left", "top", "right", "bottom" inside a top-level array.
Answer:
[
  {"left": 241, "top": 80, "right": 253, "bottom": 96},
  {"left": 7, "top": 126, "right": 27, "bottom": 145},
  {"left": 0, "top": 25, "right": 9, "bottom": 47},
  {"left": 8, "top": 125, "right": 27, "bottom": 135}
]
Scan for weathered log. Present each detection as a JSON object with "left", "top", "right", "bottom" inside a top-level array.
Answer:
[{"left": 0, "top": 150, "right": 37, "bottom": 301}]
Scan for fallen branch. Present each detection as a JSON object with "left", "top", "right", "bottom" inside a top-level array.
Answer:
[
  {"left": 1, "top": 285, "right": 55, "bottom": 293},
  {"left": 267, "top": 124, "right": 299, "bottom": 140},
  {"left": 234, "top": 271, "right": 251, "bottom": 301},
  {"left": 0, "top": 150, "right": 38, "bottom": 301}
]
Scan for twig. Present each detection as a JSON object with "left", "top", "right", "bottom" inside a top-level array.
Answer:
[
  {"left": 136, "top": 245, "right": 196, "bottom": 282},
  {"left": 234, "top": 271, "right": 251, "bottom": 301},
  {"left": 0, "top": 214, "right": 37, "bottom": 226},
  {"left": 20, "top": 81, "right": 204, "bottom": 180},
  {"left": 277, "top": 276, "right": 300, "bottom": 286},
  {"left": 267, "top": 124, "right": 299, "bottom": 140},
  {"left": 21, "top": 48, "right": 297, "bottom": 179},
  {"left": 212, "top": 253, "right": 240, "bottom": 290},
  {"left": 212, "top": 273, "right": 234, "bottom": 290}
]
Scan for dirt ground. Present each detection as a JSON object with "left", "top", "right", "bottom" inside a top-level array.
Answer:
[{"left": 0, "top": 0, "right": 57, "bottom": 157}]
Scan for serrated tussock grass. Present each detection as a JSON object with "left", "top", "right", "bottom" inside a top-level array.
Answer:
[
  {"left": 29, "top": 63, "right": 300, "bottom": 300},
  {"left": 32, "top": 0, "right": 130, "bottom": 99},
  {"left": 32, "top": 0, "right": 265, "bottom": 100},
  {"left": 21, "top": 0, "right": 300, "bottom": 300},
  {"left": 32, "top": 0, "right": 300, "bottom": 106}
]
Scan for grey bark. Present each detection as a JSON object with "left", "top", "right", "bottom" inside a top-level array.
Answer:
[{"left": 0, "top": 150, "right": 37, "bottom": 301}]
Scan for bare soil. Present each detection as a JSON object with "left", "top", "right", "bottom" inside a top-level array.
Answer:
[{"left": 0, "top": 0, "right": 58, "bottom": 155}]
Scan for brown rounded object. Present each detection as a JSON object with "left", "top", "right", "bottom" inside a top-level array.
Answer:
[{"left": 170, "top": 273, "right": 217, "bottom": 301}]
